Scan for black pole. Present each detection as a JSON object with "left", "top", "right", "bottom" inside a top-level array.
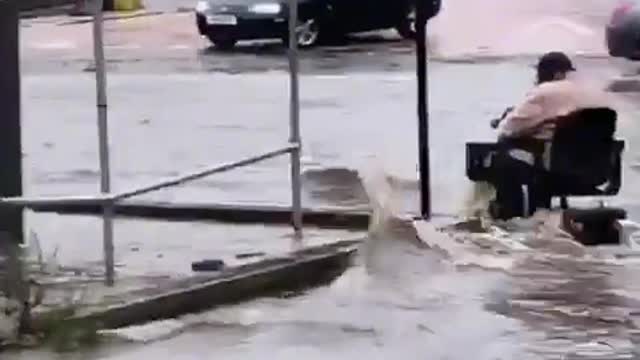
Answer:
[
  {"left": 0, "top": 0, "right": 24, "bottom": 243},
  {"left": 416, "top": 1, "right": 431, "bottom": 219}
]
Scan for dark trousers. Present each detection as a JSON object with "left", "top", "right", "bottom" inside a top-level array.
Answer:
[{"left": 488, "top": 152, "right": 551, "bottom": 220}]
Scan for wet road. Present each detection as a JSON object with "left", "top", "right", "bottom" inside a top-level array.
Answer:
[{"left": 10, "top": 0, "right": 640, "bottom": 358}]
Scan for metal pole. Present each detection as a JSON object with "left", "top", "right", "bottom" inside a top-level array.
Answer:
[
  {"left": 0, "top": 0, "right": 24, "bottom": 244},
  {"left": 92, "top": 0, "right": 115, "bottom": 286},
  {"left": 288, "top": 0, "right": 303, "bottom": 239},
  {"left": 416, "top": 0, "right": 431, "bottom": 219}
]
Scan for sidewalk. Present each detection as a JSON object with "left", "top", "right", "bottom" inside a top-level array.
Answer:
[
  {"left": 21, "top": 0, "right": 194, "bottom": 17},
  {"left": 4, "top": 235, "right": 361, "bottom": 350}
]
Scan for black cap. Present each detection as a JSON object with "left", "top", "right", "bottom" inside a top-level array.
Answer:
[{"left": 537, "top": 51, "right": 576, "bottom": 74}]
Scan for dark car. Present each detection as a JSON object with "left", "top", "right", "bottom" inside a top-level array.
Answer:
[
  {"left": 606, "top": 0, "right": 640, "bottom": 60},
  {"left": 195, "top": 0, "right": 439, "bottom": 49}
]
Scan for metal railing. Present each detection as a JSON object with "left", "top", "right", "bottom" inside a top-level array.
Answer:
[{"left": 3, "top": 0, "right": 304, "bottom": 286}]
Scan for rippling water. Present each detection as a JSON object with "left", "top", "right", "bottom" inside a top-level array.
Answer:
[
  {"left": 11, "top": 157, "right": 640, "bottom": 359},
  {"left": 9, "top": 39, "right": 640, "bottom": 359}
]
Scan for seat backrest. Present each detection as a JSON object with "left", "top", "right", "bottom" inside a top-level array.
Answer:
[{"left": 549, "top": 107, "right": 617, "bottom": 187}]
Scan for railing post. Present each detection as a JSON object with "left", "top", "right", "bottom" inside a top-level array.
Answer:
[
  {"left": 0, "top": 0, "right": 24, "bottom": 245},
  {"left": 93, "top": 0, "right": 115, "bottom": 286},
  {"left": 288, "top": 0, "right": 303, "bottom": 239},
  {"left": 102, "top": 203, "right": 115, "bottom": 286},
  {"left": 416, "top": 0, "right": 431, "bottom": 220}
]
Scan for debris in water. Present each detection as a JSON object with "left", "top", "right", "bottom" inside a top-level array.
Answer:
[
  {"left": 192, "top": 259, "right": 225, "bottom": 272},
  {"left": 235, "top": 252, "right": 266, "bottom": 259},
  {"left": 444, "top": 218, "right": 488, "bottom": 234}
]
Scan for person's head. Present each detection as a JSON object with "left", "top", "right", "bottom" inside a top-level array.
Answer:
[{"left": 536, "top": 51, "right": 576, "bottom": 85}]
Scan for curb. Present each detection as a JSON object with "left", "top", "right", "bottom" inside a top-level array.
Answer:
[
  {"left": 31, "top": 202, "right": 372, "bottom": 230},
  {"left": 32, "top": 239, "right": 361, "bottom": 332},
  {"left": 58, "top": 10, "right": 165, "bottom": 26}
]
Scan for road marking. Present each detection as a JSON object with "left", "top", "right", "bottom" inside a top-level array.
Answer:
[
  {"left": 168, "top": 44, "right": 191, "bottom": 50},
  {"left": 521, "top": 16, "right": 595, "bottom": 37},
  {"left": 29, "top": 41, "right": 77, "bottom": 50},
  {"left": 106, "top": 44, "right": 143, "bottom": 50},
  {"left": 311, "top": 75, "right": 349, "bottom": 80},
  {"left": 308, "top": 73, "right": 414, "bottom": 82}
]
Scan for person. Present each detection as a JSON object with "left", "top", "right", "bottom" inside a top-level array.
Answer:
[
  {"left": 497, "top": 51, "right": 611, "bottom": 140},
  {"left": 487, "top": 51, "right": 613, "bottom": 219}
]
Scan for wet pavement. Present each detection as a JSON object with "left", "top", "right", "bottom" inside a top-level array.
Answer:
[{"left": 9, "top": 0, "right": 640, "bottom": 358}]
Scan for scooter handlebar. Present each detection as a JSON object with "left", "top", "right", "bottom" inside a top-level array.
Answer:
[{"left": 490, "top": 106, "right": 514, "bottom": 129}]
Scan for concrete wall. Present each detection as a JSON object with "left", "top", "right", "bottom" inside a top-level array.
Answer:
[{"left": 20, "top": 0, "right": 75, "bottom": 11}]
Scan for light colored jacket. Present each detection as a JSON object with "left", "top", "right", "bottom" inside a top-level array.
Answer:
[{"left": 498, "top": 77, "right": 612, "bottom": 140}]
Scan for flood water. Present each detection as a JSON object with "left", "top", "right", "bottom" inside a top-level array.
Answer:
[
  {"left": 9, "top": 56, "right": 640, "bottom": 359},
  {"left": 9, "top": 0, "right": 640, "bottom": 358}
]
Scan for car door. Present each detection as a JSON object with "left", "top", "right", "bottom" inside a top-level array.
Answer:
[
  {"left": 367, "top": 0, "right": 407, "bottom": 30},
  {"left": 324, "top": 0, "right": 375, "bottom": 33}
]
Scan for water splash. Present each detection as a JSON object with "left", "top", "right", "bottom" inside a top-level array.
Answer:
[{"left": 460, "top": 181, "right": 496, "bottom": 219}]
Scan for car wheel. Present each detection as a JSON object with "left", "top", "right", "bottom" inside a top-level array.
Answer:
[
  {"left": 396, "top": 6, "right": 416, "bottom": 39},
  {"left": 283, "top": 19, "right": 322, "bottom": 48},
  {"left": 298, "top": 19, "right": 321, "bottom": 47},
  {"left": 207, "top": 35, "right": 237, "bottom": 50}
]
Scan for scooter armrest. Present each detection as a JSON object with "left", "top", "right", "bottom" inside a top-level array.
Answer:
[{"left": 466, "top": 139, "right": 547, "bottom": 182}]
